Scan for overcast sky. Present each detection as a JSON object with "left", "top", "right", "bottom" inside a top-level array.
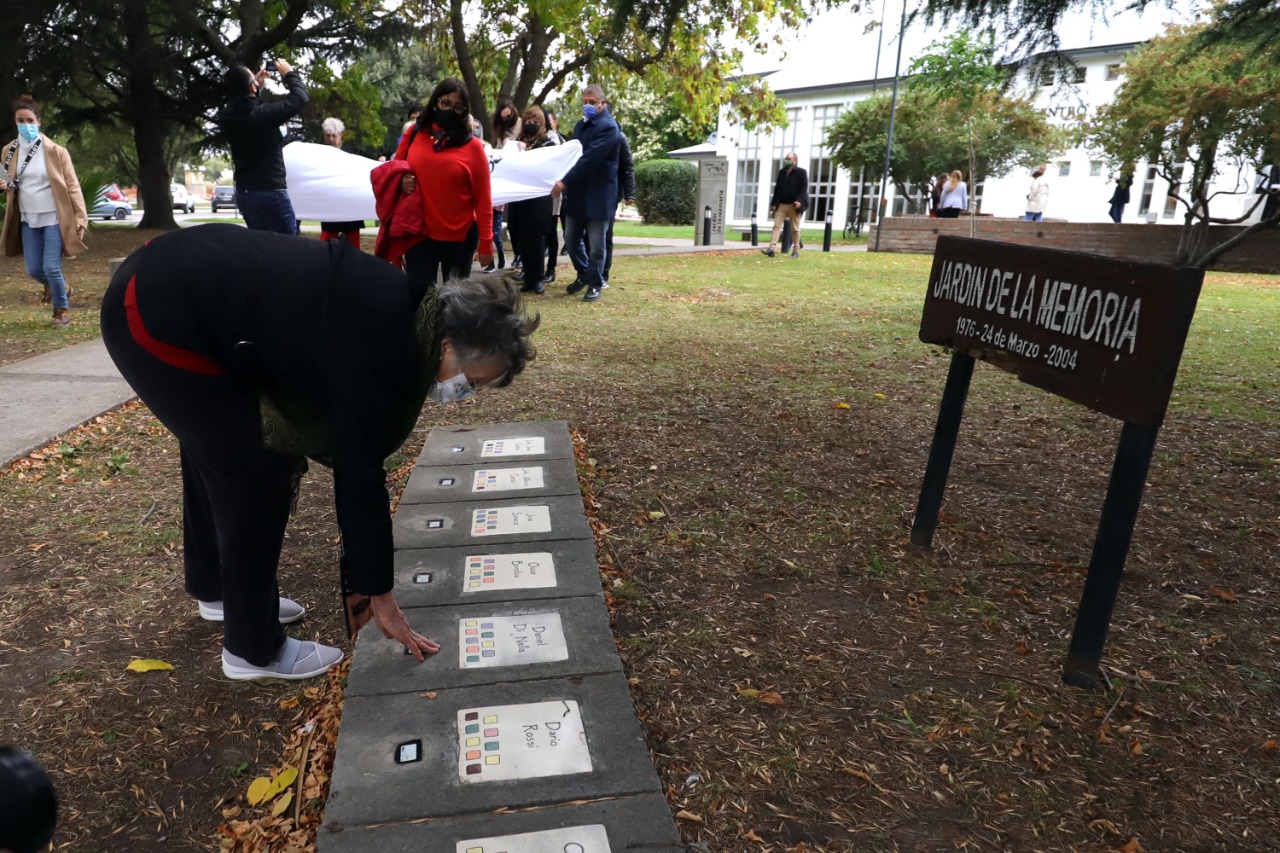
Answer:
[{"left": 738, "top": 0, "right": 1203, "bottom": 89}]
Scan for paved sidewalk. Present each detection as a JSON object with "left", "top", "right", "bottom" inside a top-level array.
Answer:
[{"left": 0, "top": 338, "right": 135, "bottom": 466}]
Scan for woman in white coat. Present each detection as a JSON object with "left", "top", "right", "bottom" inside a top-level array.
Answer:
[{"left": 1025, "top": 164, "right": 1050, "bottom": 221}]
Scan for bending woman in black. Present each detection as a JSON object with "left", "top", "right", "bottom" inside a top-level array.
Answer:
[{"left": 101, "top": 224, "right": 538, "bottom": 680}]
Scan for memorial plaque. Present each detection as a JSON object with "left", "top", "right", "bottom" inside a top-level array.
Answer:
[
  {"left": 419, "top": 421, "right": 574, "bottom": 467},
  {"left": 393, "top": 496, "right": 592, "bottom": 549},
  {"left": 392, "top": 541, "right": 603, "bottom": 609},
  {"left": 324, "top": 673, "right": 662, "bottom": 826},
  {"left": 919, "top": 236, "right": 1202, "bottom": 426},
  {"left": 316, "top": 793, "right": 684, "bottom": 853},
  {"left": 400, "top": 459, "right": 580, "bottom": 505},
  {"left": 457, "top": 614, "right": 568, "bottom": 669},
  {"left": 456, "top": 699, "right": 592, "bottom": 782},
  {"left": 457, "top": 824, "right": 609, "bottom": 852},
  {"left": 345, "top": 597, "right": 620, "bottom": 696}
]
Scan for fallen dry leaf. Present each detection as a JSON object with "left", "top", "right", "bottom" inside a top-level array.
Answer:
[
  {"left": 1208, "top": 585, "right": 1237, "bottom": 602},
  {"left": 675, "top": 809, "right": 703, "bottom": 823},
  {"left": 271, "top": 791, "right": 294, "bottom": 817},
  {"left": 1120, "top": 838, "right": 1145, "bottom": 853},
  {"left": 758, "top": 692, "right": 785, "bottom": 706},
  {"left": 125, "top": 659, "right": 174, "bottom": 673}
]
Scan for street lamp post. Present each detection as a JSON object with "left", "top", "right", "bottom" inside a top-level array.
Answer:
[{"left": 873, "top": 0, "right": 909, "bottom": 253}]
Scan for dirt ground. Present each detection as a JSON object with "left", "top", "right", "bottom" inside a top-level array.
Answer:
[{"left": 1, "top": 231, "right": 1278, "bottom": 852}]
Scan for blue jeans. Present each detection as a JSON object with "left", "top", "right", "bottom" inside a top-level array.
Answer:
[
  {"left": 564, "top": 216, "right": 608, "bottom": 289},
  {"left": 21, "top": 222, "right": 70, "bottom": 310},
  {"left": 238, "top": 189, "right": 297, "bottom": 235},
  {"left": 492, "top": 209, "right": 506, "bottom": 268},
  {"left": 1024, "top": 212, "right": 1044, "bottom": 221}
]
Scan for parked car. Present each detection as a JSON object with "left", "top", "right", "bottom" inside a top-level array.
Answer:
[
  {"left": 171, "top": 184, "right": 196, "bottom": 214},
  {"left": 211, "top": 185, "right": 237, "bottom": 213},
  {"left": 90, "top": 198, "right": 133, "bottom": 220},
  {"left": 100, "top": 183, "right": 125, "bottom": 201}
]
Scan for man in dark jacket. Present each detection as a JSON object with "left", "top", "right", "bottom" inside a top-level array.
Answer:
[
  {"left": 552, "top": 83, "right": 620, "bottom": 302},
  {"left": 762, "top": 152, "right": 808, "bottom": 258},
  {"left": 602, "top": 130, "right": 637, "bottom": 286},
  {"left": 218, "top": 59, "right": 309, "bottom": 235}
]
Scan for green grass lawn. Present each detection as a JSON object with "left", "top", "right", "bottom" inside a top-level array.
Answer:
[{"left": 612, "top": 219, "right": 867, "bottom": 245}]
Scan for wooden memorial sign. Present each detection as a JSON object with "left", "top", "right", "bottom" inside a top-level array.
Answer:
[{"left": 911, "top": 237, "right": 1203, "bottom": 688}]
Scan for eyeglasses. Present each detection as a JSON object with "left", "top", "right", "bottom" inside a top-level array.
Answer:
[{"left": 438, "top": 96, "right": 468, "bottom": 114}]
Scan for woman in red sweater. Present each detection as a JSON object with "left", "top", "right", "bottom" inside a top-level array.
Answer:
[{"left": 394, "top": 78, "right": 494, "bottom": 288}]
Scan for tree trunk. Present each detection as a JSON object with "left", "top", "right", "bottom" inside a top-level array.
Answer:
[
  {"left": 451, "top": 0, "right": 490, "bottom": 141},
  {"left": 124, "top": 0, "right": 176, "bottom": 230}
]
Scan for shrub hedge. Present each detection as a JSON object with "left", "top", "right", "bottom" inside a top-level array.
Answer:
[{"left": 634, "top": 159, "right": 697, "bottom": 225}]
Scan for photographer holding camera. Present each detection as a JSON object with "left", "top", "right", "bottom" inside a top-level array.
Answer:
[{"left": 218, "top": 58, "right": 308, "bottom": 235}]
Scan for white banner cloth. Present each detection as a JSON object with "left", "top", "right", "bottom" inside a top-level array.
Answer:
[{"left": 283, "top": 140, "right": 582, "bottom": 221}]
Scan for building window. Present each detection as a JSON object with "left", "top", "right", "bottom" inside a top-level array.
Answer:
[
  {"left": 847, "top": 172, "right": 879, "bottom": 225},
  {"left": 1164, "top": 162, "right": 1185, "bottom": 218},
  {"left": 1105, "top": 64, "right": 1123, "bottom": 81},
  {"left": 1089, "top": 160, "right": 1103, "bottom": 177},
  {"left": 734, "top": 124, "right": 761, "bottom": 219},
  {"left": 1138, "top": 164, "right": 1158, "bottom": 215},
  {"left": 1038, "top": 65, "right": 1055, "bottom": 87},
  {"left": 806, "top": 104, "right": 842, "bottom": 223},
  {"left": 1072, "top": 66, "right": 1087, "bottom": 83},
  {"left": 1057, "top": 161, "right": 1071, "bottom": 177},
  {"left": 770, "top": 107, "right": 801, "bottom": 190}
]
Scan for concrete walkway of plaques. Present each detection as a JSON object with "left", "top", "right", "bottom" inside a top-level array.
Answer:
[{"left": 320, "top": 421, "right": 684, "bottom": 852}]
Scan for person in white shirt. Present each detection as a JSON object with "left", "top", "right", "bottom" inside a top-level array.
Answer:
[
  {"left": 1, "top": 95, "right": 89, "bottom": 328},
  {"left": 937, "top": 170, "right": 968, "bottom": 218},
  {"left": 1025, "top": 164, "right": 1050, "bottom": 221}
]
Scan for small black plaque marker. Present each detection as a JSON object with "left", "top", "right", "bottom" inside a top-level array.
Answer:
[
  {"left": 413, "top": 572, "right": 433, "bottom": 584},
  {"left": 394, "top": 739, "right": 422, "bottom": 764},
  {"left": 438, "top": 477, "right": 456, "bottom": 487},
  {"left": 911, "top": 237, "right": 1203, "bottom": 689},
  {"left": 426, "top": 519, "right": 443, "bottom": 529},
  {"left": 449, "top": 445, "right": 464, "bottom": 453}
]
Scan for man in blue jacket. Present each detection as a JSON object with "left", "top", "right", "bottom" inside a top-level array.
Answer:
[
  {"left": 218, "top": 58, "right": 309, "bottom": 235},
  {"left": 552, "top": 84, "right": 620, "bottom": 302}
]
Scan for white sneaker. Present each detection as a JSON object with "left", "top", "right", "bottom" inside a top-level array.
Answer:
[
  {"left": 221, "top": 637, "right": 344, "bottom": 681},
  {"left": 199, "top": 597, "right": 306, "bottom": 625}
]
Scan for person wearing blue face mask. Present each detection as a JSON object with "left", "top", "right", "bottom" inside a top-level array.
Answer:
[
  {"left": 2, "top": 95, "right": 89, "bottom": 329},
  {"left": 551, "top": 83, "right": 620, "bottom": 303}
]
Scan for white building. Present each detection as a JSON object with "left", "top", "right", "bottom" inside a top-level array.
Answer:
[{"left": 711, "top": 28, "right": 1263, "bottom": 229}]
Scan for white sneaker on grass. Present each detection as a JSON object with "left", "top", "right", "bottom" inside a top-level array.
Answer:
[
  {"left": 222, "top": 637, "right": 343, "bottom": 681},
  {"left": 199, "top": 597, "right": 306, "bottom": 624}
]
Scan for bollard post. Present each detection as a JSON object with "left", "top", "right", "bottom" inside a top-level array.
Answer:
[
  {"left": 823, "top": 209, "right": 833, "bottom": 252},
  {"left": 750, "top": 211, "right": 758, "bottom": 246},
  {"left": 781, "top": 218, "right": 793, "bottom": 254},
  {"left": 702, "top": 205, "right": 712, "bottom": 246}
]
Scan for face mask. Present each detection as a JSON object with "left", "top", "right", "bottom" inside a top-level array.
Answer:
[
  {"left": 522, "top": 123, "right": 540, "bottom": 136},
  {"left": 428, "top": 372, "right": 473, "bottom": 404},
  {"left": 583, "top": 104, "right": 598, "bottom": 121},
  {"left": 435, "top": 109, "right": 463, "bottom": 132},
  {"left": 784, "top": 159, "right": 794, "bottom": 169},
  {"left": 472, "top": 125, "right": 483, "bottom": 140},
  {"left": 18, "top": 124, "right": 39, "bottom": 143}
]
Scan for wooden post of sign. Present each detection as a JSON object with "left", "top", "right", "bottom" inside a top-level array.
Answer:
[
  {"left": 910, "top": 352, "right": 976, "bottom": 548},
  {"left": 1062, "top": 422, "right": 1161, "bottom": 688}
]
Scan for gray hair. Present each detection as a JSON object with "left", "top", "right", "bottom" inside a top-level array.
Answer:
[
  {"left": 437, "top": 276, "right": 540, "bottom": 387},
  {"left": 321, "top": 117, "right": 345, "bottom": 135},
  {"left": 583, "top": 83, "right": 605, "bottom": 100}
]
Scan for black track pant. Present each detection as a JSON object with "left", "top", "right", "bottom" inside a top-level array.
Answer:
[{"left": 100, "top": 254, "right": 291, "bottom": 666}]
